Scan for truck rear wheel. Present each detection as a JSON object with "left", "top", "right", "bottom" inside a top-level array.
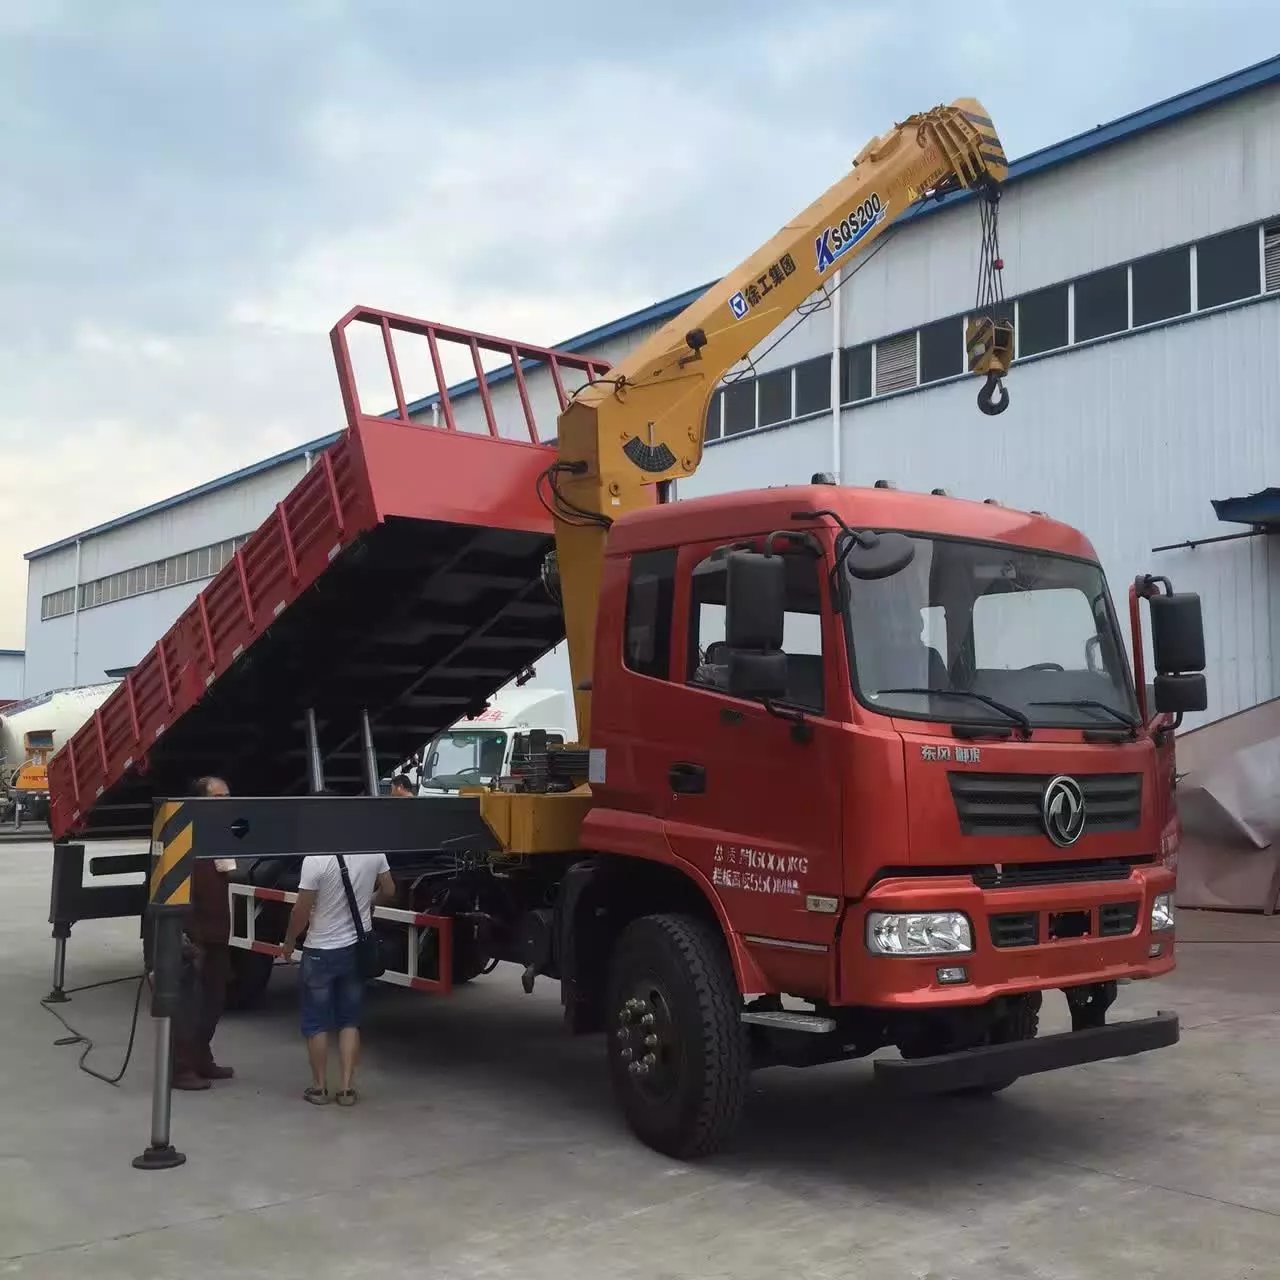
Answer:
[{"left": 605, "top": 913, "right": 748, "bottom": 1159}]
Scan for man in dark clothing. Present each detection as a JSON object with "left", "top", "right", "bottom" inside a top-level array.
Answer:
[{"left": 173, "top": 775, "right": 235, "bottom": 1090}]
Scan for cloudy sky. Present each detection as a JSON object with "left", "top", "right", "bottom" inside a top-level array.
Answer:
[{"left": 1, "top": 0, "right": 1276, "bottom": 646}]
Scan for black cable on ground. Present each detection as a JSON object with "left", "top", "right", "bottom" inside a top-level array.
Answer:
[{"left": 40, "top": 972, "right": 149, "bottom": 1086}]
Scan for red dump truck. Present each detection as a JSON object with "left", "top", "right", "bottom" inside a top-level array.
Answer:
[{"left": 48, "top": 98, "right": 1206, "bottom": 1158}]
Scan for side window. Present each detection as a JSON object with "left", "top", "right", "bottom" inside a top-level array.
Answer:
[
  {"left": 686, "top": 551, "right": 825, "bottom": 712},
  {"left": 972, "top": 588, "right": 1098, "bottom": 671},
  {"left": 624, "top": 549, "right": 676, "bottom": 678}
]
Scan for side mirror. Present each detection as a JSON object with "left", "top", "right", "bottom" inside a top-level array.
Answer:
[
  {"left": 727, "top": 650, "right": 789, "bottom": 701},
  {"left": 1154, "top": 672, "right": 1207, "bottom": 715},
  {"left": 843, "top": 530, "right": 916, "bottom": 580},
  {"left": 724, "top": 551, "right": 788, "bottom": 702},
  {"left": 1149, "top": 592, "right": 1205, "bottom": 674},
  {"left": 724, "top": 551, "right": 784, "bottom": 649}
]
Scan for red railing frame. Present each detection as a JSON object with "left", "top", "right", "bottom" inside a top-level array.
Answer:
[{"left": 327, "top": 305, "right": 611, "bottom": 442}]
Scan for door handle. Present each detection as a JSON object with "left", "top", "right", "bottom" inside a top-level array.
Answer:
[{"left": 668, "top": 762, "right": 706, "bottom": 794}]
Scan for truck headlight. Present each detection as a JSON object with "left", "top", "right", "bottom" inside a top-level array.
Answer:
[
  {"left": 867, "top": 911, "right": 973, "bottom": 956},
  {"left": 1150, "top": 892, "right": 1175, "bottom": 932}
]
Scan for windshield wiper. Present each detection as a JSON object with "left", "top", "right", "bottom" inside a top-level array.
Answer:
[
  {"left": 1029, "top": 699, "right": 1137, "bottom": 735},
  {"left": 875, "top": 688, "right": 1032, "bottom": 738}
]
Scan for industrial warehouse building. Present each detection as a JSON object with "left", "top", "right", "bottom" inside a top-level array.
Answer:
[
  {"left": 20, "top": 55, "right": 1280, "bottom": 735},
  {"left": 0, "top": 649, "right": 22, "bottom": 701}
]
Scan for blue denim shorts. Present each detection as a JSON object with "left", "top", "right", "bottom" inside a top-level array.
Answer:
[{"left": 299, "top": 944, "right": 364, "bottom": 1037}]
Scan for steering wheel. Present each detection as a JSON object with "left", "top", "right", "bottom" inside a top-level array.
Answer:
[
  {"left": 452, "top": 767, "right": 485, "bottom": 779},
  {"left": 1021, "top": 662, "right": 1065, "bottom": 672}
]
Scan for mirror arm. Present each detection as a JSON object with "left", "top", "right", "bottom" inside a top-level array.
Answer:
[{"left": 763, "top": 699, "right": 814, "bottom": 745}]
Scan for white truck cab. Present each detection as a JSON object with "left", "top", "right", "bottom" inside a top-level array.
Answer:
[{"left": 414, "top": 689, "right": 569, "bottom": 795}]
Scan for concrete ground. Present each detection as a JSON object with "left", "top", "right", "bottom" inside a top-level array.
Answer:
[{"left": 2, "top": 841, "right": 1277, "bottom": 1279}]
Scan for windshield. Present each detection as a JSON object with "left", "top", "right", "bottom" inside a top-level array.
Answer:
[
  {"left": 422, "top": 730, "right": 508, "bottom": 788},
  {"left": 846, "top": 536, "right": 1137, "bottom": 729}
]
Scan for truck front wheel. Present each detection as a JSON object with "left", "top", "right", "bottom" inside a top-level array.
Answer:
[
  {"left": 950, "top": 992, "right": 1041, "bottom": 1097},
  {"left": 605, "top": 913, "right": 748, "bottom": 1159}
]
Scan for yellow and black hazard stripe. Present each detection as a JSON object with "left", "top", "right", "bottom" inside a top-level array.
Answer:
[
  {"left": 963, "top": 110, "right": 1008, "bottom": 179},
  {"left": 150, "top": 800, "right": 194, "bottom": 907}
]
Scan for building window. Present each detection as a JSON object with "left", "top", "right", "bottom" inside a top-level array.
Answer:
[
  {"left": 1132, "top": 247, "right": 1191, "bottom": 326},
  {"left": 1197, "top": 226, "right": 1261, "bottom": 310},
  {"left": 1073, "top": 266, "right": 1128, "bottom": 342},
  {"left": 918, "top": 317, "right": 963, "bottom": 384},
  {"left": 704, "top": 390, "right": 723, "bottom": 442},
  {"left": 874, "top": 331, "right": 917, "bottom": 395},
  {"left": 1017, "top": 284, "right": 1069, "bottom": 357},
  {"left": 794, "top": 355, "right": 831, "bottom": 418},
  {"left": 757, "top": 368, "right": 792, "bottom": 427},
  {"left": 44, "top": 534, "right": 254, "bottom": 620},
  {"left": 840, "top": 344, "right": 872, "bottom": 404},
  {"left": 40, "top": 587, "right": 76, "bottom": 621},
  {"left": 722, "top": 380, "right": 755, "bottom": 437},
  {"left": 623, "top": 549, "right": 676, "bottom": 679},
  {"left": 697, "top": 213, "right": 1280, "bottom": 446}
]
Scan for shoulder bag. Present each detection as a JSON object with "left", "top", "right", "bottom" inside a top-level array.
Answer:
[{"left": 335, "top": 855, "right": 386, "bottom": 981}]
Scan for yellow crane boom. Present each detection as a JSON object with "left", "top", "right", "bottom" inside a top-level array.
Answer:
[{"left": 551, "top": 98, "right": 1013, "bottom": 740}]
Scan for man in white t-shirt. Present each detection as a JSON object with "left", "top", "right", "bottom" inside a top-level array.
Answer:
[{"left": 281, "top": 851, "right": 395, "bottom": 1106}]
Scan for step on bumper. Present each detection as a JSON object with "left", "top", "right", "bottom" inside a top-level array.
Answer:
[{"left": 873, "top": 1011, "right": 1180, "bottom": 1095}]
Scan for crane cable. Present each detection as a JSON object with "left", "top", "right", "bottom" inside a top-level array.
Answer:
[{"left": 974, "top": 186, "right": 1011, "bottom": 416}]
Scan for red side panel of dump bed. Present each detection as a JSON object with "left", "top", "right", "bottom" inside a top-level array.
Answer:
[{"left": 48, "top": 307, "right": 611, "bottom": 839}]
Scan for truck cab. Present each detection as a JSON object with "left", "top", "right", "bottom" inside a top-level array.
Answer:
[
  {"left": 586, "top": 483, "right": 1200, "bottom": 1033},
  {"left": 413, "top": 689, "right": 570, "bottom": 795}
]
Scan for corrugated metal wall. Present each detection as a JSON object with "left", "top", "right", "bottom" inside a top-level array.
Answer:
[
  {"left": 22, "top": 458, "right": 309, "bottom": 696},
  {"left": 684, "top": 300, "right": 1280, "bottom": 729},
  {"left": 0, "top": 653, "right": 23, "bottom": 700}
]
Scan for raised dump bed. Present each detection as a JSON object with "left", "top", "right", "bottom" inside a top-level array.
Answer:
[{"left": 48, "top": 308, "right": 609, "bottom": 840}]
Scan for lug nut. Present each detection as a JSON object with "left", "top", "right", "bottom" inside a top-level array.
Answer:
[
  {"left": 628, "top": 1061, "right": 642, "bottom": 1075},
  {"left": 644, "top": 1034, "right": 658, "bottom": 1048},
  {"left": 641, "top": 1013, "right": 655, "bottom": 1027},
  {"left": 643, "top": 1053, "right": 657, "bottom": 1068},
  {"left": 620, "top": 1048, "right": 633, "bottom": 1062}
]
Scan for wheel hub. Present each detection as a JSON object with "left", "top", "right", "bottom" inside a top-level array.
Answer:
[{"left": 615, "top": 987, "right": 677, "bottom": 1097}]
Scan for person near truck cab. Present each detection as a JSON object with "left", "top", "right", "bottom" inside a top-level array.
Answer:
[
  {"left": 172, "top": 775, "right": 237, "bottom": 1090},
  {"left": 280, "top": 845, "right": 396, "bottom": 1106},
  {"left": 389, "top": 773, "right": 415, "bottom": 797}
]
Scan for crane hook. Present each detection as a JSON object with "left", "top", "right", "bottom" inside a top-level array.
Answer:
[{"left": 977, "top": 372, "right": 1009, "bottom": 416}]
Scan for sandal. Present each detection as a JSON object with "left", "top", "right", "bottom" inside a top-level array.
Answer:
[
  {"left": 303, "top": 1086, "right": 330, "bottom": 1105},
  {"left": 335, "top": 1089, "right": 358, "bottom": 1107}
]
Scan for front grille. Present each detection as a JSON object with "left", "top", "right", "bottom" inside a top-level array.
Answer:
[
  {"left": 950, "top": 772, "right": 1143, "bottom": 838},
  {"left": 972, "top": 856, "right": 1151, "bottom": 890},
  {"left": 990, "top": 912, "right": 1039, "bottom": 948},
  {"left": 1099, "top": 901, "right": 1140, "bottom": 937}
]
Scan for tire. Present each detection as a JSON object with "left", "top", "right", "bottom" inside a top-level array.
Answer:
[
  {"left": 949, "top": 993, "right": 1041, "bottom": 1098},
  {"left": 605, "top": 913, "right": 748, "bottom": 1159},
  {"left": 225, "top": 948, "right": 274, "bottom": 1011}
]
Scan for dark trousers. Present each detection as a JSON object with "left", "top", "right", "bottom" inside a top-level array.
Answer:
[{"left": 174, "top": 942, "right": 230, "bottom": 1074}]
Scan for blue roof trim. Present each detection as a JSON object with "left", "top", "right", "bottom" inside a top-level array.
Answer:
[
  {"left": 25, "top": 432, "right": 343, "bottom": 560},
  {"left": 1212, "top": 487, "right": 1280, "bottom": 527},
  {"left": 29, "top": 55, "right": 1279, "bottom": 559}
]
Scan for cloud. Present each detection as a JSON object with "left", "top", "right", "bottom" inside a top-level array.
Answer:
[{"left": 2, "top": 0, "right": 1277, "bottom": 653}]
